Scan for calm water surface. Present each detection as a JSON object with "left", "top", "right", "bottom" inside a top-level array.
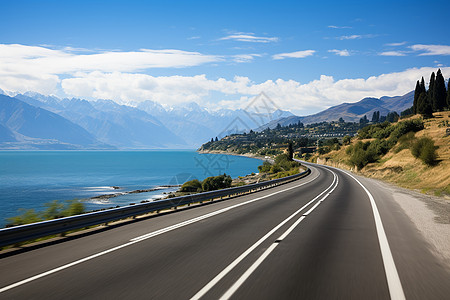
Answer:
[{"left": 0, "top": 151, "right": 261, "bottom": 227}]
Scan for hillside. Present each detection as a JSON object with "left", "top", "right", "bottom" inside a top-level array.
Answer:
[
  {"left": 315, "top": 111, "right": 450, "bottom": 197},
  {"left": 258, "top": 91, "right": 413, "bottom": 129}
]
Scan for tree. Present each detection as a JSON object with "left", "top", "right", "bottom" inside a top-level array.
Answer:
[
  {"left": 417, "top": 93, "right": 433, "bottom": 118},
  {"left": 338, "top": 117, "right": 345, "bottom": 123},
  {"left": 359, "top": 115, "right": 369, "bottom": 127},
  {"left": 210, "top": 138, "right": 214, "bottom": 143},
  {"left": 276, "top": 123, "right": 282, "bottom": 129},
  {"left": 287, "top": 142, "right": 294, "bottom": 160},
  {"left": 371, "top": 111, "right": 380, "bottom": 123},
  {"left": 215, "top": 137, "right": 219, "bottom": 142},
  {"left": 434, "top": 69, "right": 446, "bottom": 111},
  {"left": 420, "top": 77, "right": 426, "bottom": 93},
  {"left": 386, "top": 112, "right": 399, "bottom": 123},
  {"left": 413, "top": 80, "right": 421, "bottom": 114},
  {"left": 401, "top": 106, "right": 414, "bottom": 118},
  {"left": 447, "top": 80, "right": 450, "bottom": 109},
  {"left": 428, "top": 72, "right": 436, "bottom": 110}
]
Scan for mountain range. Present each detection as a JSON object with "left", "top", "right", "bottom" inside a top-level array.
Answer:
[
  {"left": 0, "top": 91, "right": 414, "bottom": 149},
  {"left": 257, "top": 91, "right": 414, "bottom": 130}
]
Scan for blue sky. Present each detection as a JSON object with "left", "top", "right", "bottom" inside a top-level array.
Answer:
[{"left": 0, "top": 0, "right": 449, "bottom": 115}]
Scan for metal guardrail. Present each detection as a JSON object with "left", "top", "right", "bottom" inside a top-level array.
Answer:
[{"left": 0, "top": 168, "right": 310, "bottom": 248}]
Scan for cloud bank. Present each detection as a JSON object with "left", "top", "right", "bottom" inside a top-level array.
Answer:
[{"left": 1, "top": 44, "right": 449, "bottom": 115}]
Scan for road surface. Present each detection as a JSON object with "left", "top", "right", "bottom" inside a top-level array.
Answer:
[{"left": 0, "top": 163, "right": 449, "bottom": 299}]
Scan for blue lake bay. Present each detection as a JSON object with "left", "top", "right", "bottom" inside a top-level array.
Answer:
[{"left": 0, "top": 151, "right": 261, "bottom": 228}]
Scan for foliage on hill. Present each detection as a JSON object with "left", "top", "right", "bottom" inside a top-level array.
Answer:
[
  {"left": 199, "top": 120, "right": 362, "bottom": 157},
  {"left": 258, "top": 153, "right": 301, "bottom": 178},
  {"left": 344, "top": 119, "right": 426, "bottom": 169},
  {"left": 314, "top": 111, "right": 450, "bottom": 196}
]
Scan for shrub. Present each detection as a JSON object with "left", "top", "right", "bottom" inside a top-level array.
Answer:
[
  {"left": 411, "top": 137, "right": 438, "bottom": 166},
  {"left": 258, "top": 161, "right": 272, "bottom": 173},
  {"left": 270, "top": 165, "right": 282, "bottom": 174},
  {"left": 202, "top": 174, "right": 232, "bottom": 191},
  {"left": 63, "top": 200, "right": 85, "bottom": 216},
  {"left": 343, "top": 135, "right": 352, "bottom": 145},
  {"left": 394, "top": 132, "right": 415, "bottom": 153},
  {"left": 6, "top": 209, "right": 42, "bottom": 226},
  {"left": 6, "top": 199, "right": 85, "bottom": 227},
  {"left": 180, "top": 179, "right": 203, "bottom": 192}
]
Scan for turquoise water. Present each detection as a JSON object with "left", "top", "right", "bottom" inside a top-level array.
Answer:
[{"left": 0, "top": 151, "right": 261, "bottom": 228}]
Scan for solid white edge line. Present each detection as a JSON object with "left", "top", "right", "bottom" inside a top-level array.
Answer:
[
  {"left": 339, "top": 169, "right": 405, "bottom": 300},
  {"left": 219, "top": 171, "right": 339, "bottom": 300},
  {"left": 0, "top": 169, "right": 321, "bottom": 294},
  {"left": 190, "top": 170, "right": 338, "bottom": 300}
]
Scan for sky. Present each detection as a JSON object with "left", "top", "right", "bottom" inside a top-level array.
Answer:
[{"left": 0, "top": 0, "right": 449, "bottom": 115}]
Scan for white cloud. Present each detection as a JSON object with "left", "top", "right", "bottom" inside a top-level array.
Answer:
[
  {"left": 328, "top": 49, "right": 351, "bottom": 56},
  {"left": 410, "top": 44, "right": 450, "bottom": 56},
  {"left": 328, "top": 25, "right": 352, "bottom": 29},
  {"left": 385, "top": 42, "right": 407, "bottom": 47},
  {"left": 0, "top": 44, "right": 224, "bottom": 94},
  {"left": 232, "top": 54, "right": 262, "bottom": 63},
  {"left": 379, "top": 51, "right": 407, "bottom": 56},
  {"left": 272, "top": 50, "right": 315, "bottom": 60},
  {"left": 338, "top": 34, "right": 376, "bottom": 40},
  {"left": 219, "top": 34, "right": 278, "bottom": 43}
]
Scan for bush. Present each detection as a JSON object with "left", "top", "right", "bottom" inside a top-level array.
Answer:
[
  {"left": 202, "top": 174, "right": 232, "bottom": 191},
  {"left": 6, "top": 209, "right": 42, "bottom": 226},
  {"left": 258, "top": 161, "right": 272, "bottom": 173},
  {"left": 180, "top": 179, "right": 202, "bottom": 192},
  {"left": 394, "top": 132, "right": 415, "bottom": 153},
  {"left": 270, "top": 165, "right": 282, "bottom": 174},
  {"left": 343, "top": 135, "right": 352, "bottom": 145},
  {"left": 411, "top": 137, "right": 438, "bottom": 166}
]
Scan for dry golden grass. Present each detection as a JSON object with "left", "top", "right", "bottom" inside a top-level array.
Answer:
[{"left": 317, "top": 111, "right": 450, "bottom": 197}]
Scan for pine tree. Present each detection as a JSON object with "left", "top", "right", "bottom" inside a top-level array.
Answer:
[
  {"left": 215, "top": 137, "right": 218, "bottom": 142},
  {"left": 417, "top": 93, "right": 433, "bottom": 118},
  {"left": 420, "top": 77, "right": 426, "bottom": 94},
  {"left": 287, "top": 142, "right": 294, "bottom": 161},
  {"left": 428, "top": 72, "right": 436, "bottom": 111},
  {"left": 413, "top": 80, "right": 421, "bottom": 114},
  {"left": 447, "top": 80, "right": 450, "bottom": 110},
  {"left": 434, "top": 69, "right": 446, "bottom": 111},
  {"left": 371, "top": 111, "right": 380, "bottom": 123}
]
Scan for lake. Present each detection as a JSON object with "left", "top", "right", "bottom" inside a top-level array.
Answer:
[{"left": 0, "top": 150, "right": 261, "bottom": 227}]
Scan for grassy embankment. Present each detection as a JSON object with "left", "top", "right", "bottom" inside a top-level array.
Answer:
[{"left": 312, "top": 111, "right": 450, "bottom": 197}]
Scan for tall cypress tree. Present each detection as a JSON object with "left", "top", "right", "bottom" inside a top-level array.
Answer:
[
  {"left": 413, "top": 80, "right": 420, "bottom": 114},
  {"left": 428, "top": 72, "right": 436, "bottom": 111},
  {"left": 417, "top": 93, "right": 433, "bottom": 118},
  {"left": 420, "top": 77, "right": 426, "bottom": 94},
  {"left": 447, "top": 80, "right": 450, "bottom": 110},
  {"left": 434, "top": 69, "right": 446, "bottom": 111}
]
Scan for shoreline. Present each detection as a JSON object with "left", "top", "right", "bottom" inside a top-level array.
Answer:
[{"left": 86, "top": 151, "right": 266, "bottom": 203}]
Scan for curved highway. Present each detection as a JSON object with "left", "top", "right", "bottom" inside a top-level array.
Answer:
[{"left": 0, "top": 163, "right": 449, "bottom": 299}]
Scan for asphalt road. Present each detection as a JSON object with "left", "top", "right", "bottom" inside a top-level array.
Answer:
[{"left": 0, "top": 163, "right": 449, "bottom": 299}]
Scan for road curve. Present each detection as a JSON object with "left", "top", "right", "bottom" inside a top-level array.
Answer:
[{"left": 0, "top": 163, "right": 449, "bottom": 299}]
